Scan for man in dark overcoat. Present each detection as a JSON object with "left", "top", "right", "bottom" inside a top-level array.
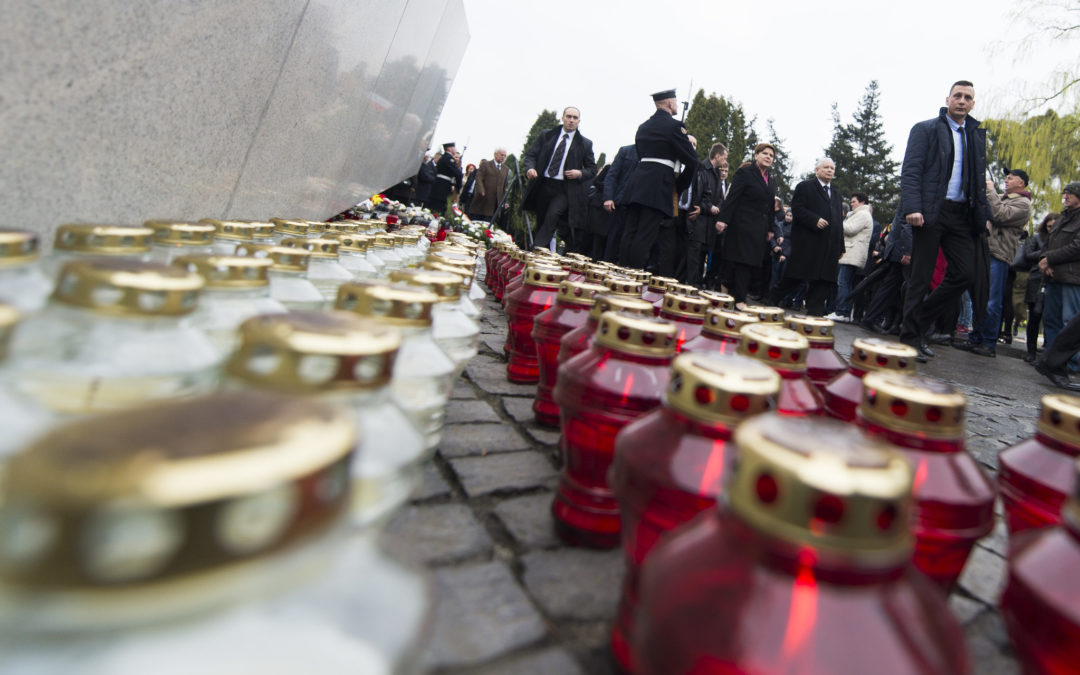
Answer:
[
  {"left": 522, "top": 107, "right": 596, "bottom": 251},
  {"left": 468, "top": 148, "right": 510, "bottom": 222},
  {"left": 768, "top": 158, "right": 845, "bottom": 315},
  {"left": 686, "top": 142, "right": 727, "bottom": 287}
]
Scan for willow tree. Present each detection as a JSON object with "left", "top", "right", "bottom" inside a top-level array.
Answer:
[{"left": 985, "top": 109, "right": 1080, "bottom": 217}]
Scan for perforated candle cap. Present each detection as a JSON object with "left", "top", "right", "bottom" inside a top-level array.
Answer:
[
  {"left": 51, "top": 259, "right": 203, "bottom": 317},
  {"left": 587, "top": 292, "right": 654, "bottom": 321},
  {"left": 0, "top": 391, "right": 355, "bottom": 588},
  {"left": 279, "top": 237, "right": 341, "bottom": 259},
  {"left": 227, "top": 311, "right": 401, "bottom": 391},
  {"left": 584, "top": 264, "right": 610, "bottom": 284},
  {"left": 698, "top": 290, "right": 735, "bottom": 310},
  {"left": 144, "top": 221, "right": 217, "bottom": 248},
  {"left": 859, "top": 372, "right": 966, "bottom": 438},
  {"left": 603, "top": 274, "right": 644, "bottom": 297},
  {"left": 660, "top": 292, "right": 709, "bottom": 318},
  {"left": 702, "top": 308, "right": 760, "bottom": 338},
  {"left": 849, "top": 337, "right": 918, "bottom": 374},
  {"left": 419, "top": 260, "right": 473, "bottom": 287},
  {"left": 740, "top": 305, "right": 785, "bottom": 324},
  {"left": 270, "top": 218, "right": 327, "bottom": 237},
  {"left": 330, "top": 233, "right": 371, "bottom": 253},
  {"left": 523, "top": 263, "right": 569, "bottom": 289},
  {"left": 594, "top": 310, "right": 678, "bottom": 358},
  {"left": 201, "top": 219, "right": 276, "bottom": 241},
  {"left": 1034, "top": 394, "right": 1080, "bottom": 448},
  {"left": 0, "top": 229, "right": 40, "bottom": 265},
  {"left": 427, "top": 250, "right": 476, "bottom": 270},
  {"left": 564, "top": 252, "right": 591, "bottom": 262},
  {"left": 669, "top": 282, "right": 699, "bottom": 297},
  {"left": 54, "top": 224, "right": 154, "bottom": 254},
  {"left": 172, "top": 254, "right": 272, "bottom": 289},
  {"left": 666, "top": 352, "right": 779, "bottom": 424},
  {"left": 556, "top": 280, "right": 607, "bottom": 307},
  {"left": 737, "top": 324, "right": 809, "bottom": 371},
  {"left": 389, "top": 269, "right": 463, "bottom": 302},
  {"left": 233, "top": 243, "right": 311, "bottom": 273},
  {"left": 784, "top": 314, "right": 835, "bottom": 344},
  {"left": 334, "top": 281, "right": 438, "bottom": 327},
  {"left": 324, "top": 221, "right": 360, "bottom": 234},
  {"left": 730, "top": 413, "right": 914, "bottom": 562}
]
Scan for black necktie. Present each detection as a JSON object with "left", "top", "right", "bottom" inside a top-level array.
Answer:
[
  {"left": 957, "top": 126, "right": 968, "bottom": 197},
  {"left": 546, "top": 134, "right": 567, "bottom": 178},
  {"left": 824, "top": 184, "right": 830, "bottom": 200}
]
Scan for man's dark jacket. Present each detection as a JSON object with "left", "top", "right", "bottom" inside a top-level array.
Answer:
[
  {"left": 785, "top": 178, "right": 845, "bottom": 282},
  {"left": 623, "top": 109, "right": 699, "bottom": 217},
  {"left": 603, "top": 144, "right": 638, "bottom": 205},
  {"left": 415, "top": 160, "right": 437, "bottom": 203},
  {"left": 429, "top": 153, "right": 462, "bottom": 205},
  {"left": 690, "top": 159, "right": 721, "bottom": 246},
  {"left": 521, "top": 126, "right": 597, "bottom": 236},
  {"left": 899, "top": 107, "right": 991, "bottom": 234}
]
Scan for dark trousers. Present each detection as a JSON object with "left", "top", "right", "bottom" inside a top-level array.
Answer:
[
  {"left": 727, "top": 262, "right": 757, "bottom": 304},
  {"left": 901, "top": 203, "right": 976, "bottom": 342},
  {"left": 621, "top": 205, "right": 669, "bottom": 270},
  {"left": 686, "top": 238, "right": 709, "bottom": 288},
  {"left": 1027, "top": 301, "right": 1044, "bottom": 356},
  {"left": 864, "top": 262, "right": 910, "bottom": 327},
  {"left": 533, "top": 179, "right": 572, "bottom": 249},
  {"left": 704, "top": 239, "right": 725, "bottom": 290},
  {"left": 770, "top": 277, "right": 832, "bottom": 316},
  {"left": 1044, "top": 311, "right": 1080, "bottom": 372},
  {"left": 604, "top": 206, "right": 629, "bottom": 263}
]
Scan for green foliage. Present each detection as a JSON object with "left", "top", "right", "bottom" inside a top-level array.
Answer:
[
  {"left": 823, "top": 80, "right": 900, "bottom": 218},
  {"left": 506, "top": 109, "right": 560, "bottom": 247},
  {"left": 685, "top": 90, "right": 752, "bottom": 167},
  {"left": 765, "top": 119, "right": 795, "bottom": 204},
  {"left": 596, "top": 151, "right": 607, "bottom": 169},
  {"left": 985, "top": 108, "right": 1080, "bottom": 217}
]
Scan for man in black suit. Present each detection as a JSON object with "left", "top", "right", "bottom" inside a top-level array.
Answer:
[
  {"left": 522, "top": 107, "right": 596, "bottom": 251},
  {"left": 619, "top": 89, "right": 700, "bottom": 272},
  {"left": 768, "top": 158, "right": 845, "bottom": 315},
  {"left": 428, "top": 142, "right": 462, "bottom": 216},
  {"left": 686, "top": 142, "right": 727, "bottom": 287},
  {"left": 602, "top": 143, "right": 639, "bottom": 262},
  {"left": 415, "top": 153, "right": 437, "bottom": 207}
]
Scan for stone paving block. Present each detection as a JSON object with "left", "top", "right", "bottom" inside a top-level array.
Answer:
[
  {"left": 482, "top": 335, "right": 508, "bottom": 355},
  {"left": 451, "top": 380, "right": 477, "bottom": 399},
  {"left": 473, "top": 647, "right": 586, "bottom": 675},
  {"left": 493, "top": 492, "right": 560, "bottom": 549},
  {"left": 382, "top": 503, "right": 492, "bottom": 565},
  {"left": 502, "top": 396, "right": 538, "bottom": 424},
  {"left": 412, "top": 462, "right": 452, "bottom": 501},
  {"left": 957, "top": 546, "right": 1007, "bottom": 606},
  {"left": 466, "top": 357, "right": 540, "bottom": 396},
  {"left": 446, "top": 399, "right": 501, "bottom": 423},
  {"left": 965, "top": 611, "right": 1018, "bottom": 675},
  {"left": 439, "top": 423, "right": 531, "bottom": 458},
  {"left": 422, "top": 561, "right": 547, "bottom": 670},
  {"left": 949, "top": 594, "right": 986, "bottom": 625},
  {"left": 524, "top": 425, "right": 562, "bottom": 447},
  {"left": 450, "top": 451, "right": 560, "bottom": 497},
  {"left": 977, "top": 516, "right": 1009, "bottom": 558},
  {"left": 521, "top": 548, "right": 624, "bottom": 620}
]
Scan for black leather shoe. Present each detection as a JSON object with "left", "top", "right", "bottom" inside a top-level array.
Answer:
[
  {"left": 1035, "top": 361, "right": 1080, "bottom": 390},
  {"left": 917, "top": 340, "right": 935, "bottom": 358},
  {"left": 902, "top": 338, "right": 932, "bottom": 362},
  {"left": 928, "top": 332, "right": 953, "bottom": 346},
  {"left": 952, "top": 340, "right": 977, "bottom": 352},
  {"left": 1023, "top": 352, "right": 1037, "bottom": 363},
  {"left": 971, "top": 344, "right": 996, "bottom": 358}
]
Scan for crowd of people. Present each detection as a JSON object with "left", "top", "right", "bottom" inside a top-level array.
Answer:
[{"left": 390, "top": 81, "right": 1080, "bottom": 389}]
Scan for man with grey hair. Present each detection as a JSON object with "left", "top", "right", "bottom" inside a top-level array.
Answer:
[
  {"left": 768, "top": 157, "right": 845, "bottom": 315},
  {"left": 468, "top": 147, "right": 510, "bottom": 222}
]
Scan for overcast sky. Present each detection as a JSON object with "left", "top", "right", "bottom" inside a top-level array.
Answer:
[{"left": 431, "top": 0, "right": 1055, "bottom": 178}]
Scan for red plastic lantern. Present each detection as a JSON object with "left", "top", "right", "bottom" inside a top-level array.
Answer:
[
  {"left": 999, "top": 394, "right": 1080, "bottom": 535},
  {"left": 634, "top": 414, "right": 971, "bottom": 675},
  {"left": 682, "top": 309, "right": 760, "bottom": 355},
  {"left": 658, "top": 292, "right": 709, "bottom": 353},
  {"left": 858, "top": 371, "right": 995, "bottom": 592},
  {"left": 552, "top": 311, "right": 677, "bottom": 548},
  {"left": 503, "top": 251, "right": 557, "bottom": 308},
  {"left": 1001, "top": 456, "right": 1080, "bottom": 674},
  {"left": 493, "top": 248, "right": 522, "bottom": 301},
  {"left": 824, "top": 337, "right": 918, "bottom": 422},
  {"left": 784, "top": 314, "right": 847, "bottom": 392},
  {"left": 641, "top": 276, "right": 676, "bottom": 315},
  {"left": 556, "top": 293, "right": 653, "bottom": 369},
  {"left": 737, "top": 323, "right": 824, "bottom": 416},
  {"left": 531, "top": 280, "right": 608, "bottom": 427},
  {"left": 504, "top": 263, "right": 568, "bottom": 383},
  {"left": 566, "top": 258, "right": 588, "bottom": 282},
  {"left": 608, "top": 352, "right": 780, "bottom": 672}
]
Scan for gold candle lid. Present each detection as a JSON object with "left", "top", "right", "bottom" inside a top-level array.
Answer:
[
  {"left": 594, "top": 310, "right": 677, "bottom": 358},
  {"left": 233, "top": 243, "right": 311, "bottom": 273},
  {"left": 660, "top": 292, "right": 709, "bottom": 319},
  {"left": 1036, "top": 395, "right": 1080, "bottom": 447},
  {"left": 669, "top": 282, "right": 699, "bottom": 296},
  {"left": 740, "top": 305, "right": 785, "bottom": 324},
  {"left": 737, "top": 324, "right": 809, "bottom": 372},
  {"left": 144, "top": 221, "right": 217, "bottom": 248},
  {"left": 584, "top": 264, "right": 609, "bottom": 284},
  {"left": 646, "top": 276, "right": 675, "bottom": 293},
  {"left": 567, "top": 259, "right": 589, "bottom": 275},
  {"left": 0, "top": 304, "right": 18, "bottom": 361},
  {"left": 427, "top": 249, "right": 476, "bottom": 270},
  {"left": 279, "top": 237, "right": 341, "bottom": 259},
  {"left": 420, "top": 260, "right": 473, "bottom": 286},
  {"left": 531, "top": 246, "right": 559, "bottom": 258},
  {"left": 0, "top": 391, "right": 355, "bottom": 588},
  {"left": 666, "top": 352, "right": 780, "bottom": 424},
  {"left": 335, "top": 282, "right": 438, "bottom": 327},
  {"left": 0, "top": 229, "right": 40, "bottom": 265},
  {"left": 603, "top": 275, "right": 644, "bottom": 297},
  {"left": 53, "top": 224, "right": 154, "bottom": 255},
  {"left": 173, "top": 254, "right": 272, "bottom": 289},
  {"left": 784, "top": 314, "right": 836, "bottom": 345},
  {"left": 370, "top": 233, "right": 397, "bottom": 250},
  {"left": 429, "top": 241, "right": 473, "bottom": 256},
  {"left": 564, "top": 252, "right": 591, "bottom": 262},
  {"left": 849, "top": 338, "right": 918, "bottom": 374},
  {"left": 389, "top": 269, "right": 463, "bottom": 302},
  {"left": 331, "top": 233, "right": 372, "bottom": 253},
  {"left": 587, "top": 292, "right": 654, "bottom": 321},
  {"left": 557, "top": 280, "right": 607, "bottom": 307},
  {"left": 521, "top": 264, "right": 568, "bottom": 289},
  {"left": 324, "top": 221, "right": 360, "bottom": 234},
  {"left": 51, "top": 259, "right": 203, "bottom": 317},
  {"left": 201, "top": 219, "right": 276, "bottom": 241},
  {"left": 698, "top": 290, "right": 736, "bottom": 310},
  {"left": 702, "top": 308, "right": 760, "bottom": 339},
  {"left": 271, "top": 218, "right": 327, "bottom": 237},
  {"left": 227, "top": 311, "right": 401, "bottom": 391},
  {"left": 633, "top": 270, "right": 653, "bottom": 284},
  {"left": 859, "top": 372, "right": 966, "bottom": 438},
  {"left": 730, "top": 413, "right": 913, "bottom": 561}
]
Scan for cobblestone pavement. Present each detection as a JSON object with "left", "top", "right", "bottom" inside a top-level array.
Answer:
[{"left": 381, "top": 293, "right": 1056, "bottom": 674}]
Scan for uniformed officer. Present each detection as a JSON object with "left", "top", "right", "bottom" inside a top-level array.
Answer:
[
  {"left": 428, "top": 142, "right": 462, "bottom": 216},
  {"left": 618, "top": 90, "right": 700, "bottom": 273}
]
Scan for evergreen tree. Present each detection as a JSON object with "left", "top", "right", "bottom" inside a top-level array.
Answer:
[
  {"left": 766, "top": 119, "right": 795, "bottom": 203},
  {"left": 823, "top": 80, "right": 900, "bottom": 218},
  {"left": 596, "top": 151, "right": 607, "bottom": 169},
  {"left": 685, "top": 89, "right": 752, "bottom": 167},
  {"left": 506, "top": 109, "right": 559, "bottom": 246}
]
